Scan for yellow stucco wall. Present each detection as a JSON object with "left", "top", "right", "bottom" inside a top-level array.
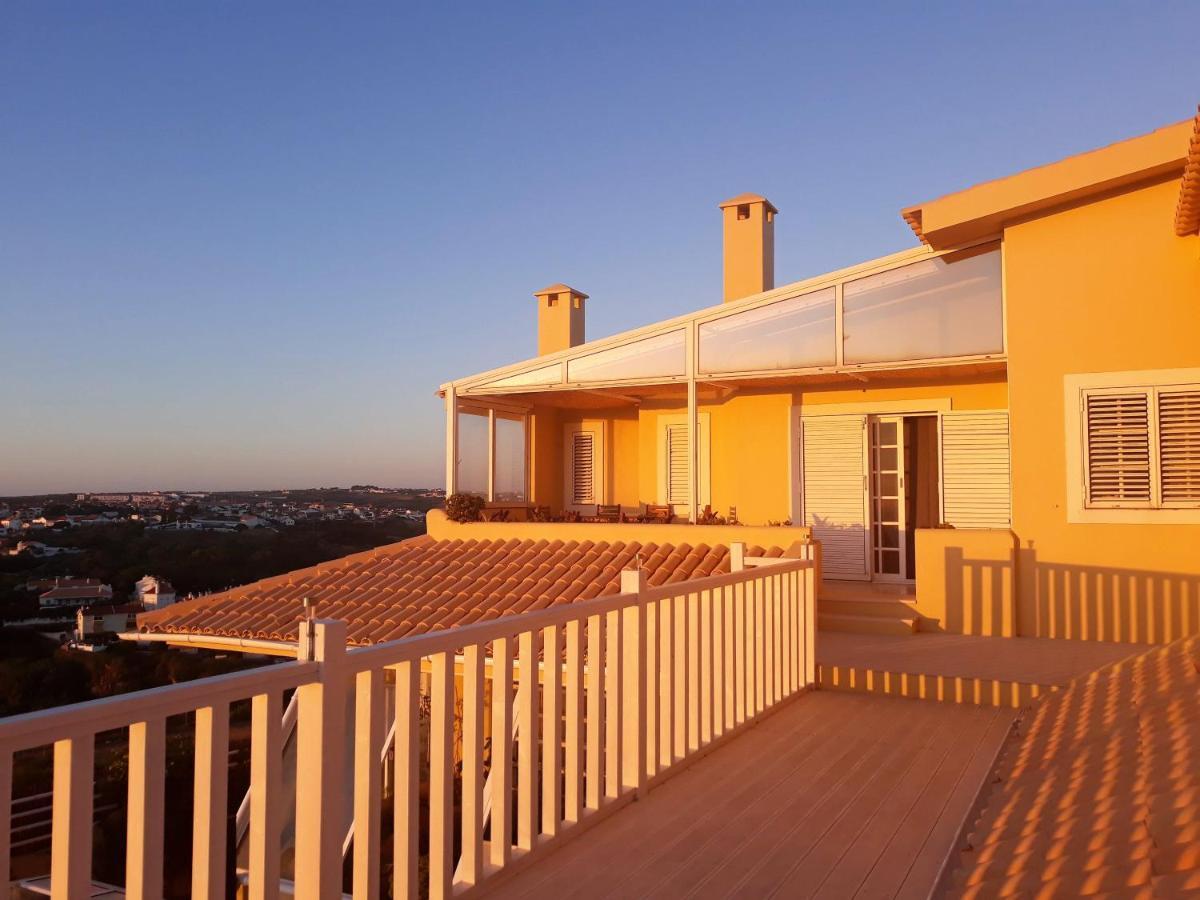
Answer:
[
  {"left": 1004, "top": 176, "right": 1200, "bottom": 643},
  {"left": 914, "top": 528, "right": 1016, "bottom": 636},
  {"left": 532, "top": 373, "right": 1006, "bottom": 527}
]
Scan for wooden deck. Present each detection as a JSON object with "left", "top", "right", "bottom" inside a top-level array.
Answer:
[{"left": 488, "top": 692, "right": 1014, "bottom": 899}]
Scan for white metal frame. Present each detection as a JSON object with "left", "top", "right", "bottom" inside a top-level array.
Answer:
[{"left": 442, "top": 237, "right": 1005, "bottom": 400}]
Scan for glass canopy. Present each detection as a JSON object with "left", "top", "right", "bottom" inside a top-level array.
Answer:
[
  {"left": 566, "top": 329, "right": 686, "bottom": 382},
  {"left": 699, "top": 287, "right": 836, "bottom": 374},
  {"left": 842, "top": 247, "right": 1003, "bottom": 364}
]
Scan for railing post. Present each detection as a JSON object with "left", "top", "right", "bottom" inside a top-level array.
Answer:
[
  {"left": 621, "top": 569, "right": 647, "bottom": 798},
  {"left": 51, "top": 734, "right": 94, "bottom": 900},
  {"left": 0, "top": 747, "right": 10, "bottom": 894},
  {"left": 730, "top": 542, "right": 746, "bottom": 573},
  {"left": 803, "top": 544, "right": 817, "bottom": 686},
  {"left": 294, "top": 619, "right": 348, "bottom": 900}
]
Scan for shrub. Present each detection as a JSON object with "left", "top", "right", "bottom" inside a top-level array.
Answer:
[{"left": 445, "top": 493, "right": 485, "bottom": 523}]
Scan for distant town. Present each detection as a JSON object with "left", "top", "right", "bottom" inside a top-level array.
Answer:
[{"left": 0, "top": 485, "right": 443, "bottom": 656}]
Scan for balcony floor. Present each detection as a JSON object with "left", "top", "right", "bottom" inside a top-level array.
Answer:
[{"left": 489, "top": 691, "right": 1014, "bottom": 899}]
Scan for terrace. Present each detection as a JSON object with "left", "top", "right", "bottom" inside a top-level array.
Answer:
[{"left": 2, "top": 526, "right": 1190, "bottom": 899}]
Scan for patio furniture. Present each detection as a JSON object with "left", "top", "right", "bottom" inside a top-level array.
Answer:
[
  {"left": 639, "top": 504, "right": 674, "bottom": 524},
  {"left": 582, "top": 504, "right": 623, "bottom": 523}
]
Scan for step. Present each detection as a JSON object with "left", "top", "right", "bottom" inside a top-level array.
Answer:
[
  {"left": 818, "top": 596, "right": 921, "bottom": 619},
  {"left": 818, "top": 611, "right": 918, "bottom": 636}
]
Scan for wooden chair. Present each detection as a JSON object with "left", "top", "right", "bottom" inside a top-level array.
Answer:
[
  {"left": 483, "top": 508, "right": 510, "bottom": 522},
  {"left": 583, "top": 504, "right": 623, "bottom": 523},
  {"left": 639, "top": 504, "right": 674, "bottom": 524}
]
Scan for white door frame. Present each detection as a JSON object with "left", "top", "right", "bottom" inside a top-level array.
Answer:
[
  {"left": 869, "top": 414, "right": 910, "bottom": 583},
  {"left": 795, "top": 401, "right": 949, "bottom": 583}
]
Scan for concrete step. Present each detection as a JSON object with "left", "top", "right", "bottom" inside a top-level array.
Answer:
[
  {"left": 818, "top": 596, "right": 920, "bottom": 619},
  {"left": 818, "top": 612, "right": 918, "bottom": 636}
]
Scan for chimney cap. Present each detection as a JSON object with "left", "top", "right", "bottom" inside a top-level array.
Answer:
[
  {"left": 718, "top": 193, "right": 779, "bottom": 215},
  {"left": 533, "top": 283, "right": 589, "bottom": 300}
]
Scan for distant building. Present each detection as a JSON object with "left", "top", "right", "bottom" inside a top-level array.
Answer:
[
  {"left": 10, "top": 540, "right": 83, "bottom": 559},
  {"left": 39, "top": 583, "right": 114, "bottom": 610},
  {"left": 75, "top": 603, "right": 142, "bottom": 641},
  {"left": 134, "top": 575, "right": 177, "bottom": 610}
]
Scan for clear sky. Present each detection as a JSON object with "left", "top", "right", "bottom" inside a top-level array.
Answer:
[{"left": 2, "top": 2, "right": 1196, "bottom": 495}]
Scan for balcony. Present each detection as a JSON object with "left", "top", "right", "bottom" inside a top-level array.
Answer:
[{"left": 0, "top": 546, "right": 819, "bottom": 898}]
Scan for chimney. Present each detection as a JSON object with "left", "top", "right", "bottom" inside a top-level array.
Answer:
[
  {"left": 719, "top": 193, "right": 777, "bottom": 302},
  {"left": 533, "top": 283, "right": 587, "bottom": 355}
]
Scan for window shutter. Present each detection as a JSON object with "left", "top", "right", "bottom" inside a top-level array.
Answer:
[
  {"left": 1158, "top": 390, "right": 1200, "bottom": 505},
  {"left": 801, "top": 416, "right": 869, "bottom": 578},
  {"left": 940, "top": 411, "right": 1012, "bottom": 528},
  {"left": 1085, "top": 392, "right": 1151, "bottom": 505},
  {"left": 666, "top": 424, "right": 690, "bottom": 506},
  {"left": 571, "top": 432, "right": 595, "bottom": 504}
]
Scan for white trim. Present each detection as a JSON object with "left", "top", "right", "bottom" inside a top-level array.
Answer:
[
  {"left": 1065, "top": 368, "right": 1200, "bottom": 524},
  {"left": 799, "top": 399, "right": 952, "bottom": 417}
]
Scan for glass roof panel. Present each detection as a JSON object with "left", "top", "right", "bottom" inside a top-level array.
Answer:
[
  {"left": 843, "top": 247, "right": 1002, "bottom": 364},
  {"left": 480, "top": 361, "right": 562, "bottom": 390},
  {"left": 567, "top": 329, "right": 686, "bottom": 383},
  {"left": 698, "top": 288, "right": 836, "bottom": 374}
]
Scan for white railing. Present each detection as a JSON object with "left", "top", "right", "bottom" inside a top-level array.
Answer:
[{"left": 0, "top": 542, "right": 816, "bottom": 899}]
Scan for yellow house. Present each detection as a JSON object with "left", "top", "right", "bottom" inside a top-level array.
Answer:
[
  {"left": 441, "top": 110, "right": 1200, "bottom": 644},
  {"left": 8, "top": 107, "right": 1200, "bottom": 900}
]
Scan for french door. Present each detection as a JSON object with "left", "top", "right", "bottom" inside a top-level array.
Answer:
[{"left": 869, "top": 415, "right": 909, "bottom": 581}]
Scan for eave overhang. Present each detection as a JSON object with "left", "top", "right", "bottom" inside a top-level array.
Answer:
[{"left": 904, "top": 118, "right": 1195, "bottom": 248}]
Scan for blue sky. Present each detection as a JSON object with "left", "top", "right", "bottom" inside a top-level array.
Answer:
[{"left": 2, "top": 2, "right": 1196, "bottom": 495}]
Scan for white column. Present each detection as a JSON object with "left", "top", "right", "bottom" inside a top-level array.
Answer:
[
  {"left": 686, "top": 323, "right": 699, "bottom": 523},
  {"left": 444, "top": 385, "right": 458, "bottom": 496},
  {"left": 487, "top": 407, "right": 496, "bottom": 502}
]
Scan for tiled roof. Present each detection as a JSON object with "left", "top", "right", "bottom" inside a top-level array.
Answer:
[
  {"left": 948, "top": 635, "right": 1200, "bottom": 898},
  {"left": 40, "top": 585, "right": 112, "bottom": 601},
  {"left": 1175, "top": 106, "right": 1200, "bottom": 237},
  {"left": 138, "top": 535, "right": 788, "bottom": 647}
]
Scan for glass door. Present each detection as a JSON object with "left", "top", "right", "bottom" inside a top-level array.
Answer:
[{"left": 869, "top": 415, "right": 909, "bottom": 581}]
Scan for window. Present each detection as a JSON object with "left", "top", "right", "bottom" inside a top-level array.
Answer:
[
  {"left": 564, "top": 424, "right": 603, "bottom": 509},
  {"left": 657, "top": 415, "right": 711, "bottom": 513},
  {"left": 456, "top": 411, "right": 489, "bottom": 497},
  {"left": 1066, "top": 370, "right": 1200, "bottom": 523},
  {"left": 494, "top": 415, "right": 527, "bottom": 502}
]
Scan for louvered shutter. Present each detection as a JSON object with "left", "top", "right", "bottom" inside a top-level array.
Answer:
[
  {"left": 801, "top": 416, "right": 869, "bottom": 579},
  {"left": 940, "top": 411, "right": 1012, "bottom": 527},
  {"left": 1158, "top": 390, "right": 1200, "bottom": 505},
  {"left": 1084, "top": 393, "right": 1151, "bottom": 505},
  {"left": 570, "top": 432, "right": 595, "bottom": 504},
  {"left": 666, "top": 424, "right": 690, "bottom": 507}
]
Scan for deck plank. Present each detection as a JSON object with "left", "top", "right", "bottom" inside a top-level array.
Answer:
[{"left": 489, "top": 691, "right": 1013, "bottom": 900}]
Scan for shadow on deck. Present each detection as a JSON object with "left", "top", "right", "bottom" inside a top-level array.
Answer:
[{"left": 488, "top": 691, "right": 1014, "bottom": 900}]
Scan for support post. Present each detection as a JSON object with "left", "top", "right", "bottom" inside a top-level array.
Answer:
[
  {"left": 487, "top": 407, "right": 496, "bottom": 502},
  {"left": 294, "top": 620, "right": 348, "bottom": 900},
  {"left": 445, "top": 385, "right": 458, "bottom": 496},
  {"left": 686, "top": 323, "right": 699, "bottom": 523}
]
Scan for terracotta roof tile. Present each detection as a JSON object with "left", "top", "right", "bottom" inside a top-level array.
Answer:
[
  {"left": 947, "top": 635, "right": 1200, "bottom": 897},
  {"left": 139, "top": 534, "right": 788, "bottom": 647}
]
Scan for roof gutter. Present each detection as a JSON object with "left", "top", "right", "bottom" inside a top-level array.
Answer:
[{"left": 119, "top": 631, "right": 299, "bottom": 658}]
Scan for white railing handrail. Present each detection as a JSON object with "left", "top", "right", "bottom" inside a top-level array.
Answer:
[
  {"left": 346, "top": 556, "right": 812, "bottom": 674},
  {"left": 0, "top": 543, "right": 817, "bottom": 900},
  {"left": 0, "top": 659, "right": 319, "bottom": 751}
]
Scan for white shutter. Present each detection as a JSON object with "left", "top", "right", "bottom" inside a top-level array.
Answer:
[
  {"left": 1158, "top": 390, "right": 1200, "bottom": 506},
  {"left": 666, "top": 424, "right": 690, "bottom": 507},
  {"left": 1083, "top": 393, "right": 1151, "bottom": 506},
  {"left": 801, "top": 416, "right": 869, "bottom": 579},
  {"left": 940, "top": 411, "right": 1012, "bottom": 528},
  {"left": 570, "top": 432, "right": 595, "bottom": 505}
]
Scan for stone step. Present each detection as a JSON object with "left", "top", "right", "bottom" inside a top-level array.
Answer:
[
  {"left": 818, "top": 596, "right": 920, "bottom": 619},
  {"left": 818, "top": 611, "right": 918, "bottom": 636}
]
